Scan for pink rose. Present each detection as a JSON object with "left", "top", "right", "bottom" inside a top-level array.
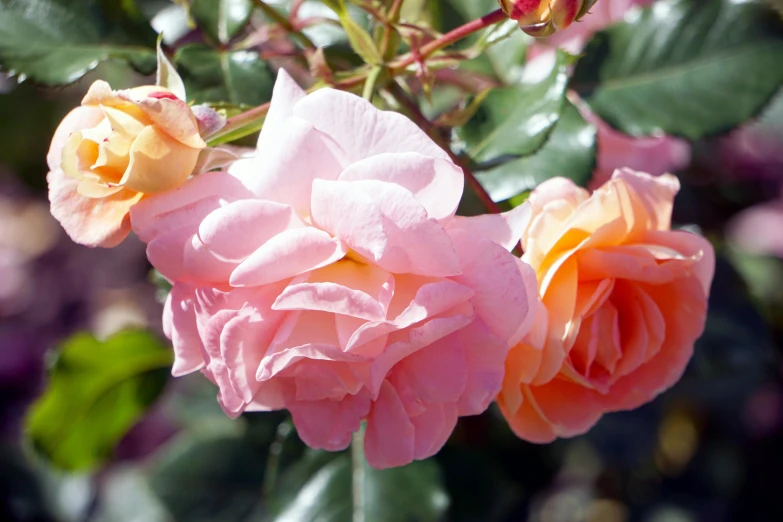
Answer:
[
  {"left": 498, "top": 169, "right": 714, "bottom": 442},
  {"left": 131, "top": 71, "right": 537, "bottom": 469}
]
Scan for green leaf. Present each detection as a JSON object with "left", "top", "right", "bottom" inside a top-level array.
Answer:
[
  {"left": 25, "top": 330, "right": 172, "bottom": 471},
  {"left": 175, "top": 44, "right": 274, "bottom": 106},
  {"left": 190, "top": 0, "right": 252, "bottom": 44},
  {"left": 571, "top": 0, "right": 783, "bottom": 139},
  {"left": 476, "top": 101, "right": 597, "bottom": 202},
  {"left": 148, "top": 431, "right": 268, "bottom": 522},
  {"left": 461, "top": 49, "right": 572, "bottom": 159},
  {"left": 325, "top": 0, "right": 382, "bottom": 65},
  {"left": 0, "top": 0, "right": 156, "bottom": 85},
  {"left": 272, "top": 451, "right": 449, "bottom": 522}
]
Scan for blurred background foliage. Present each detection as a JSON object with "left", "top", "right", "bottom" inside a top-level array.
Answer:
[{"left": 1, "top": 0, "right": 782, "bottom": 521}]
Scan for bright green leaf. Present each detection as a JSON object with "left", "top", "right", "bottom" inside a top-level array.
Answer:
[
  {"left": 571, "top": 0, "right": 783, "bottom": 139},
  {"left": 461, "top": 50, "right": 571, "bottom": 159},
  {"left": 325, "top": 0, "right": 382, "bottom": 65},
  {"left": 272, "top": 450, "right": 449, "bottom": 522},
  {"left": 475, "top": 102, "right": 597, "bottom": 201},
  {"left": 190, "top": 0, "right": 252, "bottom": 44},
  {"left": 175, "top": 44, "right": 274, "bottom": 106},
  {"left": 25, "top": 330, "right": 172, "bottom": 471},
  {"left": 0, "top": 0, "right": 156, "bottom": 85}
]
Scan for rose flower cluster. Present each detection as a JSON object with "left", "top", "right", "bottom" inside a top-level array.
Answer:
[{"left": 46, "top": 69, "right": 714, "bottom": 469}]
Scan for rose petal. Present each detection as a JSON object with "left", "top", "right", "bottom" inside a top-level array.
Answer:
[
  {"left": 47, "top": 168, "right": 141, "bottom": 248},
  {"left": 364, "top": 381, "right": 415, "bottom": 469},
  {"left": 230, "top": 227, "right": 347, "bottom": 287},
  {"left": 293, "top": 88, "right": 450, "bottom": 163},
  {"left": 337, "top": 152, "right": 463, "bottom": 220},
  {"left": 199, "top": 199, "right": 306, "bottom": 262}
]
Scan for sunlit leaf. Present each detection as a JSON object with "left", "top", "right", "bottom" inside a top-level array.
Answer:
[
  {"left": 26, "top": 330, "right": 172, "bottom": 471},
  {"left": 175, "top": 44, "right": 275, "bottom": 106},
  {"left": 0, "top": 0, "right": 156, "bottom": 85},
  {"left": 571, "top": 0, "right": 783, "bottom": 139},
  {"left": 475, "top": 102, "right": 597, "bottom": 201}
]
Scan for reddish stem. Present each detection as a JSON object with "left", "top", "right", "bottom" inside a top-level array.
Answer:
[{"left": 391, "top": 8, "right": 507, "bottom": 72}]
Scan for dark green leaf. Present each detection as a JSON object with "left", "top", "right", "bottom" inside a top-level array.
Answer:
[
  {"left": 190, "top": 0, "right": 252, "bottom": 44},
  {"left": 461, "top": 50, "right": 572, "bottom": 159},
  {"left": 272, "top": 451, "right": 449, "bottom": 522},
  {"left": 148, "top": 431, "right": 268, "bottom": 522},
  {"left": 175, "top": 44, "right": 274, "bottom": 106},
  {"left": 476, "top": 101, "right": 597, "bottom": 201},
  {"left": 25, "top": 330, "right": 172, "bottom": 471},
  {"left": 571, "top": 0, "right": 783, "bottom": 139},
  {"left": 0, "top": 0, "right": 156, "bottom": 85}
]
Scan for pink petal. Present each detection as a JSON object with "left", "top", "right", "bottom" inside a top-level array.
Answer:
[
  {"left": 365, "top": 381, "right": 415, "bottom": 469},
  {"left": 293, "top": 88, "right": 450, "bottom": 163},
  {"left": 449, "top": 229, "right": 535, "bottom": 343},
  {"left": 257, "top": 69, "right": 307, "bottom": 151},
  {"left": 230, "top": 227, "right": 347, "bottom": 287},
  {"left": 337, "top": 152, "right": 463, "bottom": 220},
  {"left": 447, "top": 203, "right": 531, "bottom": 252},
  {"left": 163, "top": 284, "right": 206, "bottom": 376},
  {"left": 199, "top": 199, "right": 306, "bottom": 262},
  {"left": 229, "top": 117, "right": 343, "bottom": 215},
  {"left": 396, "top": 332, "right": 467, "bottom": 404},
  {"left": 131, "top": 171, "right": 252, "bottom": 243},
  {"left": 456, "top": 318, "right": 509, "bottom": 416},
  {"left": 145, "top": 227, "right": 192, "bottom": 282},
  {"left": 409, "top": 402, "right": 458, "bottom": 461},
  {"left": 310, "top": 179, "right": 461, "bottom": 276},
  {"left": 288, "top": 393, "right": 371, "bottom": 452},
  {"left": 345, "top": 278, "right": 475, "bottom": 354},
  {"left": 273, "top": 281, "right": 385, "bottom": 321}
]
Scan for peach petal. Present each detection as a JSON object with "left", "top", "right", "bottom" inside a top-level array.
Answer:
[
  {"left": 47, "top": 169, "right": 141, "bottom": 248},
  {"left": 121, "top": 125, "right": 200, "bottom": 193}
]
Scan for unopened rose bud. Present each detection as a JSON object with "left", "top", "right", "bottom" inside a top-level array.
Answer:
[{"left": 498, "top": 0, "right": 598, "bottom": 37}]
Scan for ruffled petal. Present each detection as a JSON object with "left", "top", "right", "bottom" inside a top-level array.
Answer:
[
  {"left": 311, "top": 179, "right": 461, "bottom": 276},
  {"left": 337, "top": 152, "right": 463, "bottom": 220},
  {"left": 293, "top": 88, "right": 450, "bottom": 163},
  {"left": 230, "top": 227, "right": 347, "bottom": 286},
  {"left": 364, "top": 381, "right": 415, "bottom": 469}
]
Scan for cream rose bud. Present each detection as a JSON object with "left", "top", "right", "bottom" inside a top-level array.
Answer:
[
  {"left": 47, "top": 80, "right": 206, "bottom": 248},
  {"left": 498, "top": 0, "right": 598, "bottom": 37}
]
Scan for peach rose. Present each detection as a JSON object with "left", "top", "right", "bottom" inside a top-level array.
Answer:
[
  {"left": 498, "top": 169, "right": 714, "bottom": 442},
  {"left": 47, "top": 80, "right": 206, "bottom": 247},
  {"left": 131, "top": 71, "right": 538, "bottom": 469}
]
